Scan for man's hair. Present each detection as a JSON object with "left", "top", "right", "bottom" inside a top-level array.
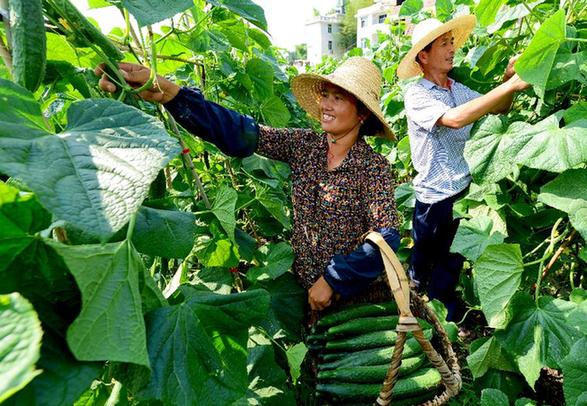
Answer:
[{"left": 415, "top": 42, "right": 433, "bottom": 64}]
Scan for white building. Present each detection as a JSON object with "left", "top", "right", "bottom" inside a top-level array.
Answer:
[
  {"left": 305, "top": 15, "right": 344, "bottom": 65},
  {"left": 356, "top": 0, "right": 436, "bottom": 50},
  {"left": 304, "top": 0, "right": 345, "bottom": 65}
]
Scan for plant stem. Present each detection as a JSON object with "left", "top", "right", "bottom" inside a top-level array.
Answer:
[
  {"left": 541, "top": 230, "right": 576, "bottom": 280},
  {"left": 105, "top": 379, "right": 123, "bottom": 406},
  {"left": 131, "top": 26, "right": 157, "bottom": 94},
  {"left": 126, "top": 213, "right": 137, "bottom": 240},
  {"left": 521, "top": 0, "right": 543, "bottom": 23},
  {"left": 0, "top": 34, "right": 12, "bottom": 72},
  {"left": 534, "top": 218, "right": 564, "bottom": 302},
  {"left": 567, "top": 37, "right": 587, "bottom": 43},
  {"left": 163, "top": 110, "right": 211, "bottom": 209}
]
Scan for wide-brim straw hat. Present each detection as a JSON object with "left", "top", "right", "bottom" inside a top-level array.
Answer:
[
  {"left": 291, "top": 57, "right": 394, "bottom": 140},
  {"left": 397, "top": 15, "right": 477, "bottom": 80}
]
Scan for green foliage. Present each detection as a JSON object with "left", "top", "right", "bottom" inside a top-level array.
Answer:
[
  {"left": 338, "top": 0, "right": 374, "bottom": 51},
  {"left": 0, "top": 293, "right": 43, "bottom": 403},
  {"left": 561, "top": 337, "right": 587, "bottom": 406}
]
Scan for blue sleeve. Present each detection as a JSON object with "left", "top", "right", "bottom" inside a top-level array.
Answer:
[
  {"left": 323, "top": 227, "right": 401, "bottom": 299},
  {"left": 164, "top": 87, "right": 259, "bottom": 157}
]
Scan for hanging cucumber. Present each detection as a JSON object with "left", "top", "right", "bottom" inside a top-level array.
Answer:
[
  {"left": 8, "top": 0, "right": 46, "bottom": 92},
  {"left": 42, "top": 0, "right": 123, "bottom": 62}
]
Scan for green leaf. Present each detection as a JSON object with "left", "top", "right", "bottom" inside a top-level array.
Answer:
[
  {"left": 539, "top": 169, "right": 587, "bottom": 241},
  {"left": 564, "top": 102, "right": 587, "bottom": 125},
  {"left": 495, "top": 293, "right": 583, "bottom": 387},
  {"left": 514, "top": 398, "right": 536, "bottom": 406},
  {"left": 247, "top": 242, "right": 294, "bottom": 281},
  {"left": 194, "top": 235, "right": 240, "bottom": 268},
  {"left": 399, "top": 0, "right": 423, "bottom": 17},
  {"left": 260, "top": 96, "right": 291, "bottom": 128},
  {"left": 210, "top": 185, "right": 238, "bottom": 242},
  {"left": 451, "top": 216, "right": 506, "bottom": 261},
  {"left": 567, "top": 300, "right": 587, "bottom": 335},
  {"left": 133, "top": 206, "right": 197, "bottom": 258},
  {"left": 474, "top": 244, "right": 524, "bottom": 328},
  {"left": 252, "top": 272, "right": 306, "bottom": 341},
  {"left": 256, "top": 188, "right": 291, "bottom": 229},
  {"left": 561, "top": 337, "right": 587, "bottom": 406},
  {"left": 476, "top": 369, "right": 526, "bottom": 402},
  {"left": 136, "top": 288, "right": 270, "bottom": 405},
  {"left": 516, "top": 9, "right": 567, "bottom": 98},
  {"left": 286, "top": 343, "right": 307, "bottom": 385},
  {"left": 467, "top": 336, "right": 517, "bottom": 379},
  {"left": 0, "top": 293, "right": 42, "bottom": 403},
  {"left": 487, "top": 1, "right": 545, "bottom": 34},
  {"left": 0, "top": 82, "right": 180, "bottom": 240},
  {"left": 476, "top": 0, "right": 506, "bottom": 27},
  {"left": 246, "top": 58, "right": 274, "bottom": 99},
  {"left": 465, "top": 116, "right": 526, "bottom": 184},
  {"left": 395, "top": 182, "right": 415, "bottom": 209},
  {"left": 546, "top": 51, "right": 587, "bottom": 90},
  {"left": 435, "top": 0, "right": 453, "bottom": 21},
  {"left": 4, "top": 332, "right": 102, "bottom": 406},
  {"left": 481, "top": 388, "right": 509, "bottom": 406},
  {"left": 121, "top": 0, "right": 194, "bottom": 26},
  {"left": 48, "top": 239, "right": 150, "bottom": 367},
  {"left": 207, "top": 0, "right": 268, "bottom": 31}
]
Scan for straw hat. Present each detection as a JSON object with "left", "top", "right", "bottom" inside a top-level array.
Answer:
[
  {"left": 397, "top": 15, "right": 477, "bottom": 80},
  {"left": 291, "top": 57, "right": 394, "bottom": 140}
]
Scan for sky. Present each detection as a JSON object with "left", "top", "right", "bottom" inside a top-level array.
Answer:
[{"left": 71, "top": 0, "right": 339, "bottom": 51}]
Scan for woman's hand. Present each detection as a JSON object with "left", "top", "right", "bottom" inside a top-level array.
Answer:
[
  {"left": 308, "top": 276, "right": 334, "bottom": 311},
  {"left": 95, "top": 62, "right": 181, "bottom": 104}
]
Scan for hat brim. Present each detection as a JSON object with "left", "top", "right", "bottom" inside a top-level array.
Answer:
[
  {"left": 291, "top": 74, "right": 395, "bottom": 140},
  {"left": 397, "top": 15, "right": 477, "bottom": 80}
]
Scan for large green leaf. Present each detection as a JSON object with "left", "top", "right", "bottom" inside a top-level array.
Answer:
[
  {"left": 136, "top": 287, "right": 270, "bottom": 405},
  {"left": 539, "top": 169, "right": 587, "bottom": 241},
  {"left": 495, "top": 293, "right": 583, "bottom": 387},
  {"left": 0, "top": 80, "right": 180, "bottom": 240},
  {"left": 564, "top": 102, "right": 587, "bottom": 125},
  {"left": 48, "top": 239, "right": 150, "bottom": 367},
  {"left": 0, "top": 293, "right": 43, "bottom": 403},
  {"left": 252, "top": 272, "right": 306, "bottom": 341},
  {"left": 246, "top": 58, "right": 274, "bottom": 100},
  {"left": 476, "top": 0, "right": 506, "bottom": 27},
  {"left": 207, "top": 0, "right": 268, "bottom": 31},
  {"left": 481, "top": 388, "right": 509, "bottom": 406},
  {"left": 256, "top": 188, "right": 291, "bottom": 229},
  {"left": 121, "top": 0, "right": 194, "bottom": 26},
  {"left": 4, "top": 332, "right": 102, "bottom": 406},
  {"left": 260, "top": 96, "right": 291, "bottom": 128},
  {"left": 464, "top": 116, "right": 527, "bottom": 184},
  {"left": 399, "top": 0, "right": 423, "bottom": 17},
  {"left": 451, "top": 216, "right": 506, "bottom": 261},
  {"left": 516, "top": 9, "right": 567, "bottom": 98},
  {"left": 474, "top": 244, "right": 524, "bottom": 328},
  {"left": 561, "top": 337, "right": 587, "bottom": 406},
  {"left": 467, "top": 336, "right": 517, "bottom": 379},
  {"left": 546, "top": 50, "right": 587, "bottom": 90},
  {"left": 133, "top": 206, "right": 197, "bottom": 258},
  {"left": 247, "top": 242, "right": 294, "bottom": 281},
  {"left": 0, "top": 183, "right": 51, "bottom": 272},
  {"left": 567, "top": 300, "right": 587, "bottom": 335},
  {"left": 286, "top": 343, "right": 307, "bottom": 385},
  {"left": 210, "top": 185, "right": 238, "bottom": 242},
  {"left": 487, "top": 1, "right": 544, "bottom": 34}
]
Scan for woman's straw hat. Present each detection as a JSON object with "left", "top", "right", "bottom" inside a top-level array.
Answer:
[
  {"left": 291, "top": 57, "right": 394, "bottom": 140},
  {"left": 397, "top": 15, "right": 477, "bottom": 80}
]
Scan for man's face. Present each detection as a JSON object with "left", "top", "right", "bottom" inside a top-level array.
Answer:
[{"left": 419, "top": 31, "right": 455, "bottom": 74}]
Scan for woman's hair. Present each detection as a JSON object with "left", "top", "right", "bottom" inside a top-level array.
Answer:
[{"left": 357, "top": 101, "right": 383, "bottom": 136}]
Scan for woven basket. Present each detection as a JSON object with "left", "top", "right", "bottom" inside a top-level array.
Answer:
[{"left": 365, "top": 232, "right": 461, "bottom": 406}]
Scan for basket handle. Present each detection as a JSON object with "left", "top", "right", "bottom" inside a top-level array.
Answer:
[{"left": 365, "top": 232, "right": 461, "bottom": 406}]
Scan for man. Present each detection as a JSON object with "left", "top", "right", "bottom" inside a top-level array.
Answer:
[{"left": 398, "top": 15, "right": 530, "bottom": 321}]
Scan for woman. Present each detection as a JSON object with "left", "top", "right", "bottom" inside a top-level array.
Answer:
[{"left": 97, "top": 57, "right": 400, "bottom": 313}]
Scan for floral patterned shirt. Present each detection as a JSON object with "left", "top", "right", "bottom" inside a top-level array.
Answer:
[{"left": 257, "top": 126, "right": 400, "bottom": 288}]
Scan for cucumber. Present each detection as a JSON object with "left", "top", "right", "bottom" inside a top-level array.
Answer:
[
  {"left": 319, "top": 330, "right": 432, "bottom": 369},
  {"left": 336, "top": 391, "right": 437, "bottom": 406},
  {"left": 318, "top": 301, "right": 398, "bottom": 328},
  {"left": 327, "top": 315, "right": 399, "bottom": 337},
  {"left": 317, "top": 353, "right": 427, "bottom": 383},
  {"left": 316, "top": 367, "right": 442, "bottom": 401},
  {"left": 8, "top": 0, "right": 46, "bottom": 92},
  {"left": 325, "top": 330, "right": 397, "bottom": 351},
  {"left": 42, "top": 0, "right": 123, "bottom": 61}
]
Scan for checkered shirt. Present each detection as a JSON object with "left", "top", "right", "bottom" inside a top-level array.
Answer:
[{"left": 404, "top": 78, "right": 482, "bottom": 204}]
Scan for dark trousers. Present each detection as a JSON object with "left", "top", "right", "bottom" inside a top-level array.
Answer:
[{"left": 409, "top": 192, "right": 464, "bottom": 321}]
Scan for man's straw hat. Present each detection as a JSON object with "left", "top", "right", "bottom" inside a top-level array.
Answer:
[
  {"left": 291, "top": 57, "right": 394, "bottom": 140},
  {"left": 397, "top": 15, "right": 477, "bottom": 80}
]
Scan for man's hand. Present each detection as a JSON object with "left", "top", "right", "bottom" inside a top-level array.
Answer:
[
  {"left": 95, "top": 62, "right": 180, "bottom": 104},
  {"left": 504, "top": 55, "right": 520, "bottom": 81},
  {"left": 507, "top": 73, "right": 531, "bottom": 92},
  {"left": 308, "top": 276, "right": 334, "bottom": 311}
]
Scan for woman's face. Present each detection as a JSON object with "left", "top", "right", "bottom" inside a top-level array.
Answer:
[{"left": 319, "top": 84, "right": 361, "bottom": 136}]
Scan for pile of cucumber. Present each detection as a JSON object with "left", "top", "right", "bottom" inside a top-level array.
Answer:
[{"left": 308, "top": 301, "right": 443, "bottom": 405}]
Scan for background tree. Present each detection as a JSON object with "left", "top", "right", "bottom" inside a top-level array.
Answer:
[{"left": 338, "top": 0, "right": 374, "bottom": 51}]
